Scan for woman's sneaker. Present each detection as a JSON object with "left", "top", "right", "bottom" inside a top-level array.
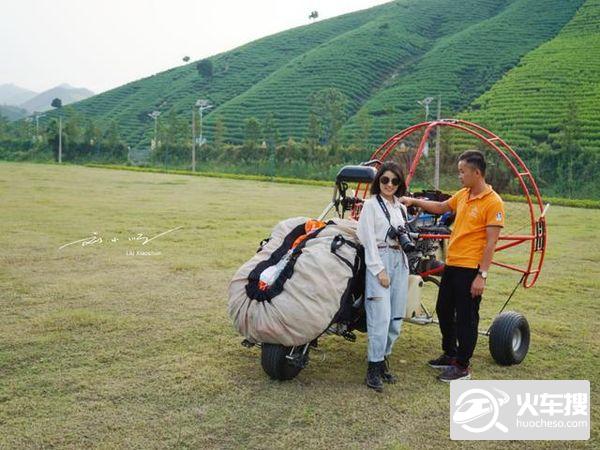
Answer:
[
  {"left": 437, "top": 362, "right": 471, "bottom": 383},
  {"left": 427, "top": 354, "right": 456, "bottom": 369}
]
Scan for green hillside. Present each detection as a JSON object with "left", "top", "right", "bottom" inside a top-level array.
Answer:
[
  {"left": 203, "top": 0, "right": 513, "bottom": 142},
  {"left": 462, "top": 0, "right": 600, "bottom": 153},
  {"left": 340, "top": 0, "right": 586, "bottom": 145},
  {"left": 39, "top": 0, "right": 584, "bottom": 150},
  {"left": 0, "top": 105, "right": 28, "bottom": 121},
  {"left": 40, "top": 5, "right": 384, "bottom": 147}
]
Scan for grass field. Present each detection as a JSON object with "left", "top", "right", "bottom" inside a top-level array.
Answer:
[{"left": 1, "top": 161, "right": 598, "bottom": 449}]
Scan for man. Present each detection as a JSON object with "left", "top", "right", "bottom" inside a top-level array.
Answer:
[{"left": 401, "top": 150, "right": 504, "bottom": 382}]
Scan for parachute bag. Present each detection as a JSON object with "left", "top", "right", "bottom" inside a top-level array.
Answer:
[{"left": 228, "top": 218, "right": 363, "bottom": 346}]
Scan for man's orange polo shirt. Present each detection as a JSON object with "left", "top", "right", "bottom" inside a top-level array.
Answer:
[{"left": 446, "top": 184, "right": 505, "bottom": 269}]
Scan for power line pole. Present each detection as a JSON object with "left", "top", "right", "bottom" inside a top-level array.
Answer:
[
  {"left": 191, "top": 109, "right": 196, "bottom": 172},
  {"left": 148, "top": 110, "right": 161, "bottom": 151},
  {"left": 34, "top": 113, "right": 45, "bottom": 142},
  {"left": 434, "top": 95, "right": 441, "bottom": 190},
  {"left": 195, "top": 99, "right": 213, "bottom": 165},
  {"left": 418, "top": 97, "right": 434, "bottom": 121},
  {"left": 58, "top": 116, "right": 62, "bottom": 164},
  {"left": 417, "top": 97, "right": 434, "bottom": 157}
]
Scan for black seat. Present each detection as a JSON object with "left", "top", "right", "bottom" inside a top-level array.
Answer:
[{"left": 335, "top": 165, "right": 376, "bottom": 184}]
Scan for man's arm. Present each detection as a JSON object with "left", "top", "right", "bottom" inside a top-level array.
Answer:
[
  {"left": 400, "top": 196, "right": 452, "bottom": 215},
  {"left": 470, "top": 225, "right": 502, "bottom": 298}
]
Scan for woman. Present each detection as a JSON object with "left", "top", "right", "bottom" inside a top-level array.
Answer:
[{"left": 356, "top": 161, "right": 410, "bottom": 392}]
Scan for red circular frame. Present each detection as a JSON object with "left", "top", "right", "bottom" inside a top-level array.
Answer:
[{"left": 354, "top": 119, "right": 547, "bottom": 288}]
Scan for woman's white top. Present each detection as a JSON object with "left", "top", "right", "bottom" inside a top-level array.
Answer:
[{"left": 356, "top": 195, "right": 408, "bottom": 276}]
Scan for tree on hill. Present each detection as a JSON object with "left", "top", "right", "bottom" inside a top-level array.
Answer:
[
  {"left": 356, "top": 109, "right": 372, "bottom": 150},
  {"left": 310, "top": 87, "right": 347, "bottom": 151},
  {"left": 556, "top": 99, "right": 582, "bottom": 198},
  {"left": 244, "top": 117, "right": 261, "bottom": 144},
  {"left": 309, "top": 11, "right": 318, "bottom": 20},
  {"left": 559, "top": 99, "right": 581, "bottom": 154},
  {"left": 156, "top": 111, "right": 188, "bottom": 165},
  {"left": 0, "top": 114, "right": 10, "bottom": 139},
  {"left": 83, "top": 118, "right": 101, "bottom": 146},
  {"left": 103, "top": 120, "right": 127, "bottom": 161},
  {"left": 197, "top": 59, "right": 214, "bottom": 80},
  {"left": 213, "top": 115, "right": 226, "bottom": 158},
  {"left": 383, "top": 104, "right": 396, "bottom": 139},
  {"left": 49, "top": 98, "right": 64, "bottom": 161},
  {"left": 83, "top": 117, "right": 102, "bottom": 159},
  {"left": 263, "top": 113, "right": 279, "bottom": 147},
  {"left": 183, "top": 56, "right": 190, "bottom": 63},
  {"left": 46, "top": 120, "right": 60, "bottom": 162},
  {"left": 244, "top": 117, "right": 262, "bottom": 161},
  {"left": 263, "top": 113, "right": 279, "bottom": 172},
  {"left": 62, "top": 108, "right": 83, "bottom": 160},
  {"left": 306, "top": 111, "right": 321, "bottom": 157},
  {"left": 63, "top": 108, "right": 81, "bottom": 138}
]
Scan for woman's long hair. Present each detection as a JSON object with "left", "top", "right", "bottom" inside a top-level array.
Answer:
[{"left": 370, "top": 161, "right": 407, "bottom": 197}]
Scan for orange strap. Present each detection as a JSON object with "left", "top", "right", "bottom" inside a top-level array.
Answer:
[{"left": 291, "top": 219, "right": 327, "bottom": 249}]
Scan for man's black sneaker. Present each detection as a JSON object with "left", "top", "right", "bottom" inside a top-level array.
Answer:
[
  {"left": 437, "top": 363, "right": 472, "bottom": 383},
  {"left": 381, "top": 356, "right": 398, "bottom": 384},
  {"left": 427, "top": 354, "right": 456, "bottom": 369},
  {"left": 365, "top": 361, "right": 384, "bottom": 392}
]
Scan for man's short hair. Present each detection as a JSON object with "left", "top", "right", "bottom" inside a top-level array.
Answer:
[{"left": 458, "top": 150, "right": 486, "bottom": 175}]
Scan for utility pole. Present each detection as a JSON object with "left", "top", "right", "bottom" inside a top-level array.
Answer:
[
  {"left": 148, "top": 110, "right": 161, "bottom": 151},
  {"left": 434, "top": 95, "right": 441, "bottom": 190},
  {"left": 268, "top": 137, "right": 276, "bottom": 178},
  {"left": 58, "top": 116, "right": 62, "bottom": 163},
  {"left": 417, "top": 97, "right": 434, "bottom": 121},
  {"left": 34, "top": 113, "right": 45, "bottom": 142},
  {"left": 417, "top": 97, "right": 435, "bottom": 157},
  {"left": 191, "top": 109, "right": 196, "bottom": 171},
  {"left": 195, "top": 99, "right": 213, "bottom": 165}
]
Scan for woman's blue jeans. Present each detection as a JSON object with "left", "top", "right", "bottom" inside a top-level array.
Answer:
[{"left": 365, "top": 247, "right": 409, "bottom": 362}]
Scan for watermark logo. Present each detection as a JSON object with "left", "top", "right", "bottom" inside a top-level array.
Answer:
[
  {"left": 450, "top": 380, "right": 590, "bottom": 440},
  {"left": 58, "top": 226, "right": 182, "bottom": 256},
  {"left": 453, "top": 388, "right": 509, "bottom": 434}
]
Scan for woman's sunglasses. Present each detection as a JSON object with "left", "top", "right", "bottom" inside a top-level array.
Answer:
[{"left": 380, "top": 176, "right": 400, "bottom": 186}]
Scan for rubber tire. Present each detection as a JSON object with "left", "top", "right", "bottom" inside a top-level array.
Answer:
[
  {"left": 261, "top": 343, "right": 305, "bottom": 381},
  {"left": 488, "top": 311, "right": 530, "bottom": 366},
  {"left": 422, "top": 275, "right": 441, "bottom": 318},
  {"left": 423, "top": 275, "right": 441, "bottom": 288}
]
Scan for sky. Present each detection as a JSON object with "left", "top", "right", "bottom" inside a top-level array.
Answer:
[{"left": 1, "top": 0, "right": 392, "bottom": 95}]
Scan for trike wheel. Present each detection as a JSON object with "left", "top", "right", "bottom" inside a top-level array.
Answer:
[
  {"left": 488, "top": 311, "right": 530, "bottom": 366},
  {"left": 261, "top": 343, "right": 308, "bottom": 380}
]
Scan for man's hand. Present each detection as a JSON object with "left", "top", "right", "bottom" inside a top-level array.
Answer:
[
  {"left": 377, "top": 270, "right": 390, "bottom": 288},
  {"left": 471, "top": 275, "right": 485, "bottom": 298},
  {"left": 471, "top": 225, "right": 501, "bottom": 298},
  {"left": 400, "top": 196, "right": 451, "bottom": 215},
  {"left": 399, "top": 196, "right": 414, "bottom": 207}
]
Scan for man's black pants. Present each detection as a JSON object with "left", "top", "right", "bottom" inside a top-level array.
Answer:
[{"left": 436, "top": 265, "right": 482, "bottom": 367}]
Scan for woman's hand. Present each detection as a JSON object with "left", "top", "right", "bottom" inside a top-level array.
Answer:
[{"left": 377, "top": 270, "right": 390, "bottom": 288}]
